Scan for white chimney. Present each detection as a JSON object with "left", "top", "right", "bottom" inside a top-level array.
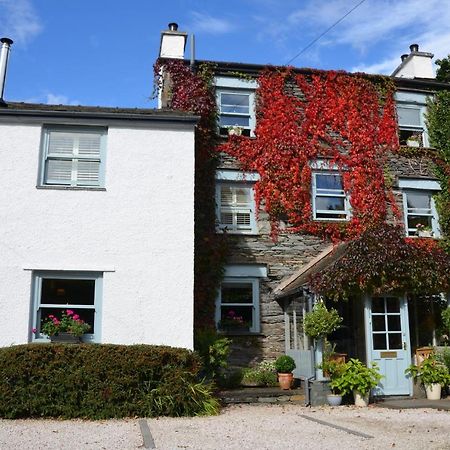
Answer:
[
  {"left": 159, "top": 23, "right": 187, "bottom": 59},
  {"left": 0, "top": 37, "right": 13, "bottom": 105},
  {"left": 391, "top": 43, "right": 434, "bottom": 79}
]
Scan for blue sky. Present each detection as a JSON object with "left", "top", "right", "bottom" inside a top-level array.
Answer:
[{"left": 1, "top": 0, "right": 450, "bottom": 108}]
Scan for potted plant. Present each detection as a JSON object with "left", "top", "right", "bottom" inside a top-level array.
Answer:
[
  {"left": 227, "top": 125, "right": 243, "bottom": 136},
  {"left": 416, "top": 223, "right": 433, "bottom": 238},
  {"left": 405, "top": 354, "right": 450, "bottom": 400},
  {"left": 319, "top": 359, "right": 346, "bottom": 406},
  {"left": 274, "top": 355, "right": 296, "bottom": 390},
  {"left": 406, "top": 133, "right": 421, "bottom": 147},
  {"left": 35, "top": 309, "right": 91, "bottom": 343},
  {"left": 329, "top": 358, "right": 382, "bottom": 406}
]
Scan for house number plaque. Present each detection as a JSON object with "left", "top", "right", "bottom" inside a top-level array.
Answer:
[{"left": 380, "top": 351, "right": 397, "bottom": 358}]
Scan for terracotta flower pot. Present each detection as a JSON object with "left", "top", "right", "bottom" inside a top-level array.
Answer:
[{"left": 278, "top": 372, "right": 293, "bottom": 390}]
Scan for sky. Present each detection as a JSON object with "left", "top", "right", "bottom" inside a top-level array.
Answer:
[{"left": 1, "top": 0, "right": 450, "bottom": 109}]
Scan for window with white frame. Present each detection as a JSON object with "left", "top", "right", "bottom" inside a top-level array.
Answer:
[
  {"left": 312, "top": 172, "right": 350, "bottom": 220},
  {"left": 399, "top": 179, "right": 440, "bottom": 238},
  {"left": 217, "top": 90, "right": 255, "bottom": 137},
  {"left": 32, "top": 272, "right": 102, "bottom": 342},
  {"left": 40, "top": 127, "right": 107, "bottom": 187},
  {"left": 397, "top": 104, "right": 427, "bottom": 147},
  {"left": 216, "top": 182, "right": 257, "bottom": 233},
  {"left": 216, "top": 265, "right": 266, "bottom": 333}
]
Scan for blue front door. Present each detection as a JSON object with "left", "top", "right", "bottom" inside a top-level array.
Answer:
[{"left": 365, "top": 296, "right": 412, "bottom": 396}]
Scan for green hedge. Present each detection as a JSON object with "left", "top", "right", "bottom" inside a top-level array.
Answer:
[{"left": 0, "top": 344, "right": 219, "bottom": 419}]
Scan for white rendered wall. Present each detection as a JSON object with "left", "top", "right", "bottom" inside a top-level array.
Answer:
[
  {"left": 0, "top": 119, "right": 195, "bottom": 349},
  {"left": 395, "top": 56, "right": 434, "bottom": 79}
]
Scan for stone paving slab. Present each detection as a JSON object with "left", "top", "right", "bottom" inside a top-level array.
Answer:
[
  {"left": 376, "top": 398, "right": 450, "bottom": 410},
  {"left": 219, "top": 386, "right": 305, "bottom": 404}
]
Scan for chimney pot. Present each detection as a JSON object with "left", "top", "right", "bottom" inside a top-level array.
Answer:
[
  {"left": 410, "top": 43, "right": 419, "bottom": 53},
  {"left": 0, "top": 37, "right": 13, "bottom": 104},
  {"left": 401, "top": 54, "right": 408, "bottom": 62},
  {"left": 168, "top": 23, "right": 178, "bottom": 31}
]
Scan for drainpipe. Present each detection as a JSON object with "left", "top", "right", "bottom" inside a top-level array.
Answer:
[{"left": 0, "top": 37, "right": 13, "bottom": 106}]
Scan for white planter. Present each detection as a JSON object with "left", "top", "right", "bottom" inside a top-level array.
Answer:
[
  {"left": 425, "top": 383, "right": 441, "bottom": 400},
  {"left": 327, "top": 394, "right": 343, "bottom": 406},
  {"left": 353, "top": 390, "right": 369, "bottom": 407},
  {"left": 418, "top": 230, "right": 433, "bottom": 238},
  {"left": 407, "top": 139, "right": 420, "bottom": 147}
]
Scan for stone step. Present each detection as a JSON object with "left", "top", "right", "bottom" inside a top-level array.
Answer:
[{"left": 219, "top": 387, "right": 306, "bottom": 405}]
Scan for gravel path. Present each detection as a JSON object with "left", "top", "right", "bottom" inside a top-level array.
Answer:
[{"left": 1, "top": 404, "right": 450, "bottom": 449}]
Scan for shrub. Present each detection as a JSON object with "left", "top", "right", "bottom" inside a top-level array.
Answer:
[
  {"left": 304, "top": 303, "right": 342, "bottom": 339},
  {"left": 0, "top": 344, "right": 219, "bottom": 419},
  {"left": 194, "top": 328, "right": 231, "bottom": 379},
  {"left": 406, "top": 354, "right": 450, "bottom": 387},
  {"left": 274, "top": 355, "right": 296, "bottom": 373},
  {"left": 330, "top": 358, "right": 382, "bottom": 396},
  {"left": 241, "top": 361, "right": 278, "bottom": 387}
]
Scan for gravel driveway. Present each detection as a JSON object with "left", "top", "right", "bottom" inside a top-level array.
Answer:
[{"left": 1, "top": 404, "right": 450, "bottom": 449}]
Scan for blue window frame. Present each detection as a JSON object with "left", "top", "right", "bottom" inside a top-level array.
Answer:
[
  {"left": 40, "top": 126, "right": 107, "bottom": 187},
  {"left": 31, "top": 271, "right": 102, "bottom": 342}
]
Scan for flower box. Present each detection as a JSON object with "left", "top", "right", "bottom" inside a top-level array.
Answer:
[{"left": 50, "top": 332, "right": 81, "bottom": 344}]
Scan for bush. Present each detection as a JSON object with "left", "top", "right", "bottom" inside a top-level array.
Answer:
[
  {"left": 304, "top": 303, "right": 343, "bottom": 339},
  {"left": 241, "top": 361, "right": 278, "bottom": 387},
  {"left": 0, "top": 344, "right": 219, "bottom": 419},
  {"left": 274, "top": 355, "right": 296, "bottom": 373},
  {"left": 194, "top": 328, "right": 231, "bottom": 379}
]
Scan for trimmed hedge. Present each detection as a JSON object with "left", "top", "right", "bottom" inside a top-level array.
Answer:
[{"left": 0, "top": 344, "right": 219, "bottom": 419}]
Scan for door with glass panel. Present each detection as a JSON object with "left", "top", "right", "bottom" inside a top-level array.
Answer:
[{"left": 365, "top": 296, "right": 411, "bottom": 396}]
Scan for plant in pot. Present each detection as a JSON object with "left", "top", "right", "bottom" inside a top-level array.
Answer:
[
  {"left": 35, "top": 309, "right": 91, "bottom": 343},
  {"left": 406, "top": 132, "right": 421, "bottom": 147},
  {"left": 319, "top": 359, "right": 346, "bottom": 406},
  {"left": 330, "top": 358, "right": 382, "bottom": 407},
  {"left": 405, "top": 354, "right": 450, "bottom": 400},
  {"left": 416, "top": 223, "right": 433, "bottom": 238},
  {"left": 274, "top": 355, "right": 296, "bottom": 390}
]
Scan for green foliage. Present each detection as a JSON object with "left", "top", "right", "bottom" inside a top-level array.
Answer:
[
  {"left": 40, "top": 309, "right": 91, "bottom": 337},
  {"left": 274, "top": 355, "right": 296, "bottom": 373},
  {"left": 442, "top": 308, "right": 450, "bottom": 336},
  {"left": 310, "top": 223, "right": 450, "bottom": 300},
  {"left": 304, "top": 303, "right": 343, "bottom": 339},
  {"left": 0, "top": 344, "right": 219, "bottom": 419},
  {"left": 194, "top": 328, "right": 231, "bottom": 379},
  {"left": 436, "top": 347, "right": 450, "bottom": 372},
  {"left": 436, "top": 55, "right": 450, "bottom": 83},
  {"left": 330, "top": 358, "right": 382, "bottom": 396},
  {"left": 405, "top": 354, "right": 450, "bottom": 387},
  {"left": 241, "top": 361, "right": 278, "bottom": 387},
  {"left": 426, "top": 90, "right": 450, "bottom": 248}
]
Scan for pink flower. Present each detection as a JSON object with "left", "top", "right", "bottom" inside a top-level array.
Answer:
[
  {"left": 48, "top": 315, "right": 54, "bottom": 319},
  {"left": 73, "top": 314, "right": 80, "bottom": 320},
  {"left": 52, "top": 318, "right": 60, "bottom": 325},
  {"left": 66, "top": 309, "right": 74, "bottom": 316},
  {"left": 31, "top": 328, "right": 37, "bottom": 333}
]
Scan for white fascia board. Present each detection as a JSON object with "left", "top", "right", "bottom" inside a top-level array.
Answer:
[
  {"left": 224, "top": 264, "right": 267, "bottom": 278},
  {"left": 23, "top": 265, "right": 116, "bottom": 272},
  {"left": 398, "top": 179, "right": 441, "bottom": 191},
  {"left": 216, "top": 170, "right": 260, "bottom": 182},
  {"left": 214, "top": 76, "right": 258, "bottom": 90}
]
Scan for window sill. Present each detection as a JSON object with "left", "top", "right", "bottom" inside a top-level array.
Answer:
[
  {"left": 216, "top": 229, "right": 259, "bottom": 236},
  {"left": 218, "top": 330, "right": 264, "bottom": 337},
  {"left": 36, "top": 185, "right": 106, "bottom": 191}
]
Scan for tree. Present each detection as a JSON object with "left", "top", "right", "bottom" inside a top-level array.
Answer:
[{"left": 436, "top": 55, "right": 450, "bottom": 83}]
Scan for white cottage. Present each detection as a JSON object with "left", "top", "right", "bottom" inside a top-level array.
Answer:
[{"left": 0, "top": 102, "right": 197, "bottom": 348}]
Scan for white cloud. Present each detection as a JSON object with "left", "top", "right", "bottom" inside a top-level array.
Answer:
[
  {"left": 0, "top": 0, "right": 42, "bottom": 44},
  {"left": 188, "top": 11, "right": 235, "bottom": 35},
  {"left": 46, "top": 94, "right": 80, "bottom": 106}
]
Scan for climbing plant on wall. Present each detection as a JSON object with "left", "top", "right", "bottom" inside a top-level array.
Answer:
[
  {"left": 426, "top": 90, "right": 450, "bottom": 252},
  {"left": 220, "top": 68, "right": 399, "bottom": 240},
  {"left": 154, "top": 59, "right": 228, "bottom": 329}
]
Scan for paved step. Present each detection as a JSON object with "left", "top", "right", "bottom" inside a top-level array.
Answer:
[
  {"left": 376, "top": 397, "right": 450, "bottom": 410},
  {"left": 219, "top": 387, "right": 305, "bottom": 405}
]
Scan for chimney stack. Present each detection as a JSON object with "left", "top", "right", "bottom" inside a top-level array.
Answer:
[
  {"left": 0, "top": 37, "right": 13, "bottom": 106},
  {"left": 391, "top": 43, "right": 434, "bottom": 79},
  {"left": 159, "top": 22, "right": 187, "bottom": 60}
]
